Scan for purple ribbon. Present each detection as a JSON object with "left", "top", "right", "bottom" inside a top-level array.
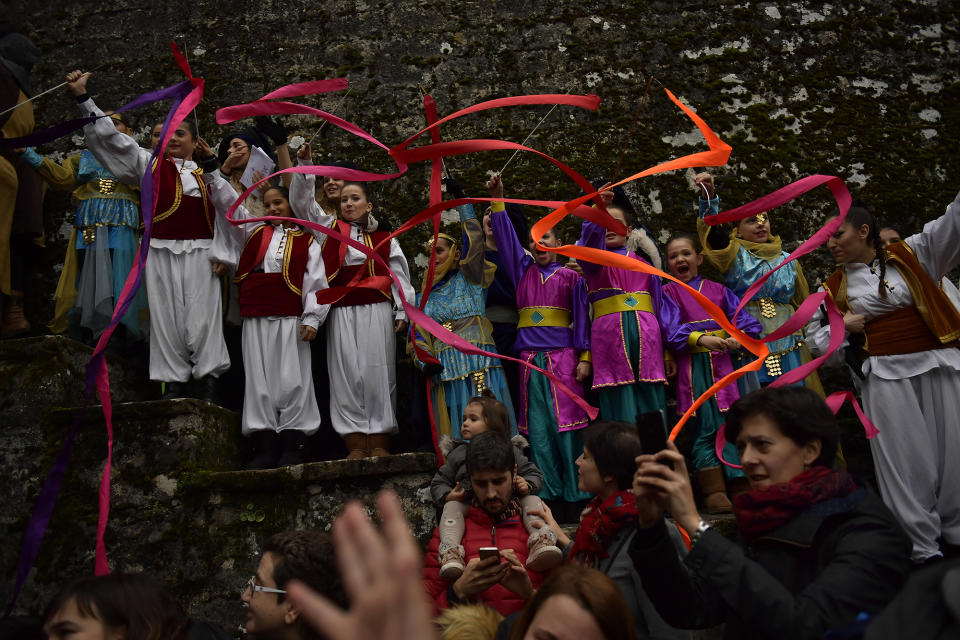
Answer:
[
  {"left": 4, "top": 79, "right": 193, "bottom": 617},
  {"left": 0, "top": 80, "right": 191, "bottom": 150}
]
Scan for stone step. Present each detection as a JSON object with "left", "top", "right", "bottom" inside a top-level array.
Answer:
[
  {"left": 0, "top": 335, "right": 155, "bottom": 431},
  {"left": 4, "top": 442, "right": 436, "bottom": 630},
  {"left": 1, "top": 397, "right": 242, "bottom": 617}
]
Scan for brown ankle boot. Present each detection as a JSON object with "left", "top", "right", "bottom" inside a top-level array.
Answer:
[
  {"left": 369, "top": 434, "right": 391, "bottom": 457},
  {"left": 343, "top": 433, "right": 369, "bottom": 459},
  {"left": 697, "top": 466, "right": 733, "bottom": 514},
  {"left": 1, "top": 291, "right": 30, "bottom": 338}
]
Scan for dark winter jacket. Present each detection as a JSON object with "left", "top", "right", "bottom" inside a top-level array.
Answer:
[{"left": 629, "top": 483, "right": 911, "bottom": 640}]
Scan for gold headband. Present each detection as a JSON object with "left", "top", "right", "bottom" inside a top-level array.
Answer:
[{"left": 427, "top": 233, "right": 458, "bottom": 249}]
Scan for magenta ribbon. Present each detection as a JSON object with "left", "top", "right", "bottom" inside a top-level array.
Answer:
[{"left": 5, "top": 43, "right": 202, "bottom": 616}]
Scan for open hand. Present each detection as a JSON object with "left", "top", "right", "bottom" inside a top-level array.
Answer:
[{"left": 286, "top": 491, "right": 439, "bottom": 640}]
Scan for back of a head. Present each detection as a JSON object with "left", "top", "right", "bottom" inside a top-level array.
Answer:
[
  {"left": 262, "top": 529, "right": 346, "bottom": 608},
  {"left": 581, "top": 421, "right": 643, "bottom": 491},
  {"left": 465, "top": 431, "right": 514, "bottom": 476},
  {"left": 725, "top": 386, "right": 839, "bottom": 467},
  {"left": 44, "top": 573, "right": 189, "bottom": 640},
  {"left": 509, "top": 565, "right": 635, "bottom": 640}
]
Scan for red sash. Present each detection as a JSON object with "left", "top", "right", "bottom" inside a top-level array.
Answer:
[{"left": 321, "top": 223, "right": 393, "bottom": 307}]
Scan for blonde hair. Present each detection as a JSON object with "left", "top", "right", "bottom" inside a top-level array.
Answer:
[{"left": 436, "top": 604, "right": 504, "bottom": 640}]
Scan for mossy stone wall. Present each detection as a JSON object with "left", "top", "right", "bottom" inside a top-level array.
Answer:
[{"left": 4, "top": 1, "right": 958, "bottom": 324}]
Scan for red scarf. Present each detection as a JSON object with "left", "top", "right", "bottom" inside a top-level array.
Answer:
[
  {"left": 567, "top": 490, "right": 638, "bottom": 567},
  {"left": 733, "top": 466, "right": 857, "bottom": 544},
  {"left": 471, "top": 495, "right": 523, "bottom": 525}
]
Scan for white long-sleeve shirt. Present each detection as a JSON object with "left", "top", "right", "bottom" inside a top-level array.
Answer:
[
  {"left": 806, "top": 190, "right": 960, "bottom": 380},
  {"left": 290, "top": 171, "right": 415, "bottom": 320},
  {"left": 78, "top": 97, "right": 233, "bottom": 256},
  {"left": 204, "top": 171, "right": 329, "bottom": 329}
]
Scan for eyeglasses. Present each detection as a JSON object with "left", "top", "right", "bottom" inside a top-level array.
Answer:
[{"left": 243, "top": 576, "right": 287, "bottom": 595}]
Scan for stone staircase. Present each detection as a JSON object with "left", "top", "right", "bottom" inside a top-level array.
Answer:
[{"left": 0, "top": 335, "right": 437, "bottom": 632}]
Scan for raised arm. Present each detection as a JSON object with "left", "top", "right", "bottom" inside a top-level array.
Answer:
[
  {"left": 489, "top": 206, "right": 531, "bottom": 289},
  {"left": 291, "top": 143, "right": 336, "bottom": 232},
  {"left": 455, "top": 203, "right": 494, "bottom": 287},
  {"left": 906, "top": 189, "right": 960, "bottom": 280},
  {"left": 67, "top": 70, "right": 152, "bottom": 185}
]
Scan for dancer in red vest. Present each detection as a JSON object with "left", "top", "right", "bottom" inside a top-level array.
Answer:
[
  {"left": 198, "top": 138, "right": 329, "bottom": 468},
  {"left": 66, "top": 70, "right": 231, "bottom": 402},
  {"left": 290, "top": 144, "right": 415, "bottom": 458}
]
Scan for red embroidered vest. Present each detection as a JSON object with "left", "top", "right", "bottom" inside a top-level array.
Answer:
[
  {"left": 234, "top": 224, "right": 313, "bottom": 317},
  {"left": 320, "top": 221, "right": 393, "bottom": 307},
  {"left": 151, "top": 157, "right": 214, "bottom": 240}
]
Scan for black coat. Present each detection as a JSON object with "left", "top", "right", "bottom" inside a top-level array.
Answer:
[{"left": 629, "top": 483, "right": 911, "bottom": 640}]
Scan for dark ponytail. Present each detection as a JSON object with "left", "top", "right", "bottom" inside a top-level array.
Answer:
[{"left": 844, "top": 201, "right": 887, "bottom": 299}]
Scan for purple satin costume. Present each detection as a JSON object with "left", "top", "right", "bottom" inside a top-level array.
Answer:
[
  {"left": 578, "top": 220, "right": 685, "bottom": 388},
  {"left": 663, "top": 275, "right": 763, "bottom": 413},
  {"left": 490, "top": 210, "right": 590, "bottom": 432}
]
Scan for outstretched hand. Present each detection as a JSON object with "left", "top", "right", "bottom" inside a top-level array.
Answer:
[{"left": 286, "top": 491, "right": 439, "bottom": 640}]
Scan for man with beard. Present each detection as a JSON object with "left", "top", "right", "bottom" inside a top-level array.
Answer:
[{"left": 423, "top": 431, "right": 548, "bottom": 616}]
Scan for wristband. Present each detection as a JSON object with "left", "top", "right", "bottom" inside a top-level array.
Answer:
[{"left": 691, "top": 519, "right": 711, "bottom": 546}]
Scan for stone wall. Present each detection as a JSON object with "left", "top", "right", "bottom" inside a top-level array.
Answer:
[
  {"left": 0, "top": 336, "right": 438, "bottom": 631},
  {"left": 3, "top": 0, "right": 958, "bottom": 324}
]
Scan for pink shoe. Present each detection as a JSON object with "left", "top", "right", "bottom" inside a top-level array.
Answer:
[
  {"left": 439, "top": 543, "right": 465, "bottom": 581},
  {"left": 526, "top": 529, "right": 562, "bottom": 572}
]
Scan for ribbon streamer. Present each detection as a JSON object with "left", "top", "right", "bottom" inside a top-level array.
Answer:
[{"left": 6, "top": 43, "right": 202, "bottom": 614}]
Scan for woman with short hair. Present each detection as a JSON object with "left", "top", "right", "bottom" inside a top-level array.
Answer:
[{"left": 630, "top": 386, "right": 912, "bottom": 640}]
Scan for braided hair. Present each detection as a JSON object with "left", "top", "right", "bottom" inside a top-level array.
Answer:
[{"left": 844, "top": 201, "right": 887, "bottom": 299}]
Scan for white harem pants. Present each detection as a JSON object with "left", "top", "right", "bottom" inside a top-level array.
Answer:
[
  {"left": 863, "top": 367, "right": 960, "bottom": 561},
  {"left": 326, "top": 301, "right": 398, "bottom": 436},
  {"left": 241, "top": 316, "right": 320, "bottom": 435},
  {"left": 145, "top": 247, "right": 230, "bottom": 382}
]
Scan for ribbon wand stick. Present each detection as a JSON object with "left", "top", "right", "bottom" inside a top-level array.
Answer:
[
  {"left": 0, "top": 63, "right": 107, "bottom": 118},
  {"left": 417, "top": 84, "right": 453, "bottom": 180},
  {"left": 498, "top": 103, "right": 558, "bottom": 177},
  {"left": 180, "top": 36, "right": 201, "bottom": 136},
  {"left": 307, "top": 87, "right": 353, "bottom": 146}
]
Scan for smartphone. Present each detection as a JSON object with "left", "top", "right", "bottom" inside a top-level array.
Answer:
[
  {"left": 478, "top": 547, "right": 500, "bottom": 561},
  {"left": 636, "top": 411, "right": 673, "bottom": 469}
]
